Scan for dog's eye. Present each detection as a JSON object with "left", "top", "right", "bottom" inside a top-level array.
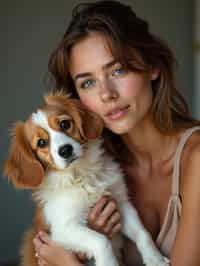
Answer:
[
  {"left": 60, "top": 120, "right": 71, "bottom": 130},
  {"left": 37, "top": 139, "right": 48, "bottom": 148}
]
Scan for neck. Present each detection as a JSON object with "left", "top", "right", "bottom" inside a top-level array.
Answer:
[{"left": 121, "top": 117, "right": 180, "bottom": 167}]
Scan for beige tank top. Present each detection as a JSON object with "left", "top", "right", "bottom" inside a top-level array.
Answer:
[{"left": 155, "top": 126, "right": 200, "bottom": 257}]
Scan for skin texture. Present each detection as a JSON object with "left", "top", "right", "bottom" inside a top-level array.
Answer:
[{"left": 33, "top": 33, "right": 200, "bottom": 266}]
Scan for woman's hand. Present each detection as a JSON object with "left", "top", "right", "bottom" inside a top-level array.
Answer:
[
  {"left": 33, "top": 196, "right": 121, "bottom": 265},
  {"left": 33, "top": 231, "right": 84, "bottom": 266},
  {"left": 88, "top": 196, "right": 122, "bottom": 239}
]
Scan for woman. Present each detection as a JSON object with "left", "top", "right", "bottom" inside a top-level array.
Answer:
[{"left": 33, "top": 1, "right": 200, "bottom": 265}]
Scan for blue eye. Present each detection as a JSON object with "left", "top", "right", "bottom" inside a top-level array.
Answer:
[
  {"left": 113, "top": 67, "right": 126, "bottom": 76},
  {"left": 80, "top": 79, "right": 95, "bottom": 89}
]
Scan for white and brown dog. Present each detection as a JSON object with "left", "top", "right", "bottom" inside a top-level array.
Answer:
[{"left": 4, "top": 92, "right": 169, "bottom": 266}]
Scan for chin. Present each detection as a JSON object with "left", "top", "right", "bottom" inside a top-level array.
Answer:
[{"left": 106, "top": 120, "right": 136, "bottom": 135}]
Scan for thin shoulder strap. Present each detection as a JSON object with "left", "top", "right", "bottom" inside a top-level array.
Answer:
[{"left": 172, "top": 126, "right": 200, "bottom": 195}]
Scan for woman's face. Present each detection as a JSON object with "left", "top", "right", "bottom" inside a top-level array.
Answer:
[{"left": 69, "top": 33, "right": 159, "bottom": 135}]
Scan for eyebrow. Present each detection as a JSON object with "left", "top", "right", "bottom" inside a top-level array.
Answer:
[{"left": 74, "top": 59, "right": 117, "bottom": 83}]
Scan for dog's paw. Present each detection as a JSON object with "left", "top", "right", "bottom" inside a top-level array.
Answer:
[{"left": 144, "top": 254, "right": 170, "bottom": 266}]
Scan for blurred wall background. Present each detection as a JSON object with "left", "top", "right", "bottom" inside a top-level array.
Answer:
[
  {"left": 0, "top": 0, "right": 194, "bottom": 263},
  {"left": 194, "top": 0, "right": 200, "bottom": 118}
]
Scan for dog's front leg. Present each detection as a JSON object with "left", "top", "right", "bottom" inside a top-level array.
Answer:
[
  {"left": 52, "top": 224, "right": 119, "bottom": 266},
  {"left": 120, "top": 201, "right": 169, "bottom": 266}
]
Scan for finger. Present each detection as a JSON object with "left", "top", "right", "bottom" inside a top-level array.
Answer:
[
  {"left": 95, "top": 199, "right": 118, "bottom": 229},
  {"left": 33, "top": 238, "right": 49, "bottom": 260},
  {"left": 103, "top": 211, "right": 121, "bottom": 234},
  {"left": 38, "top": 257, "right": 48, "bottom": 266},
  {"left": 108, "top": 223, "right": 122, "bottom": 239},
  {"left": 34, "top": 248, "right": 48, "bottom": 266},
  {"left": 37, "top": 258, "right": 42, "bottom": 266},
  {"left": 89, "top": 196, "right": 110, "bottom": 223},
  {"left": 38, "top": 231, "right": 53, "bottom": 245},
  {"left": 37, "top": 242, "right": 50, "bottom": 258},
  {"left": 33, "top": 235, "right": 43, "bottom": 251}
]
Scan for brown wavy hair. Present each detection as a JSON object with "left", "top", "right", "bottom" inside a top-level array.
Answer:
[{"left": 47, "top": 0, "right": 199, "bottom": 161}]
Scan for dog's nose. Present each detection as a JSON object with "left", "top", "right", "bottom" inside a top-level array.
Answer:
[{"left": 58, "top": 144, "right": 73, "bottom": 159}]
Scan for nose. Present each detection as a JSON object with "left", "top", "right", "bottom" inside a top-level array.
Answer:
[
  {"left": 58, "top": 144, "right": 73, "bottom": 159},
  {"left": 100, "top": 79, "right": 119, "bottom": 102}
]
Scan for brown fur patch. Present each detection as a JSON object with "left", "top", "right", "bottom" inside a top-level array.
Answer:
[{"left": 4, "top": 122, "right": 44, "bottom": 189}]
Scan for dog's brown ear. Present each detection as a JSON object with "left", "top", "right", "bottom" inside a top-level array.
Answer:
[
  {"left": 76, "top": 101, "right": 104, "bottom": 140},
  {"left": 44, "top": 90, "right": 71, "bottom": 108},
  {"left": 45, "top": 91, "right": 104, "bottom": 140},
  {"left": 4, "top": 122, "right": 44, "bottom": 189}
]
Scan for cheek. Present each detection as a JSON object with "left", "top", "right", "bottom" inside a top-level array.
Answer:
[
  {"left": 79, "top": 93, "right": 101, "bottom": 114},
  {"left": 120, "top": 75, "right": 153, "bottom": 105},
  {"left": 119, "top": 76, "right": 144, "bottom": 98}
]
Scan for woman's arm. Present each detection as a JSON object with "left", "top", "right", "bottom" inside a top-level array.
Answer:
[
  {"left": 170, "top": 143, "right": 200, "bottom": 265},
  {"left": 33, "top": 232, "right": 84, "bottom": 266}
]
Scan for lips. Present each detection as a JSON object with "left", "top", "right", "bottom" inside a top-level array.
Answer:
[{"left": 105, "top": 105, "right": 130, "bottom": 120}]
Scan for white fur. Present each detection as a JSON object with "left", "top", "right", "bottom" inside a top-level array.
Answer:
[{"left": 32, "top": 120, "right": 169, "bottom": 266}]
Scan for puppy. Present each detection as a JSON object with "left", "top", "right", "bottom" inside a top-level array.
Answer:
[{"left": 4, "top": 91, "right": 169, "bottom": 266}]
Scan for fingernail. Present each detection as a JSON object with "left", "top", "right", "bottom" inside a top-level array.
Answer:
[{"left": 38, "top": 231, "right": 43, "bottom": 236}]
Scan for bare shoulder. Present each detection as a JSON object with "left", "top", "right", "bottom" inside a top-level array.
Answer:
[
  {"left": 181, "top": 130, "right": 200, "bottom": 202},
  {"left": 182, "top": 130, "right": 200, "bottom": 175},
  {"left": 170, "top": 130, "right": 200, "bottom": 266}
]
